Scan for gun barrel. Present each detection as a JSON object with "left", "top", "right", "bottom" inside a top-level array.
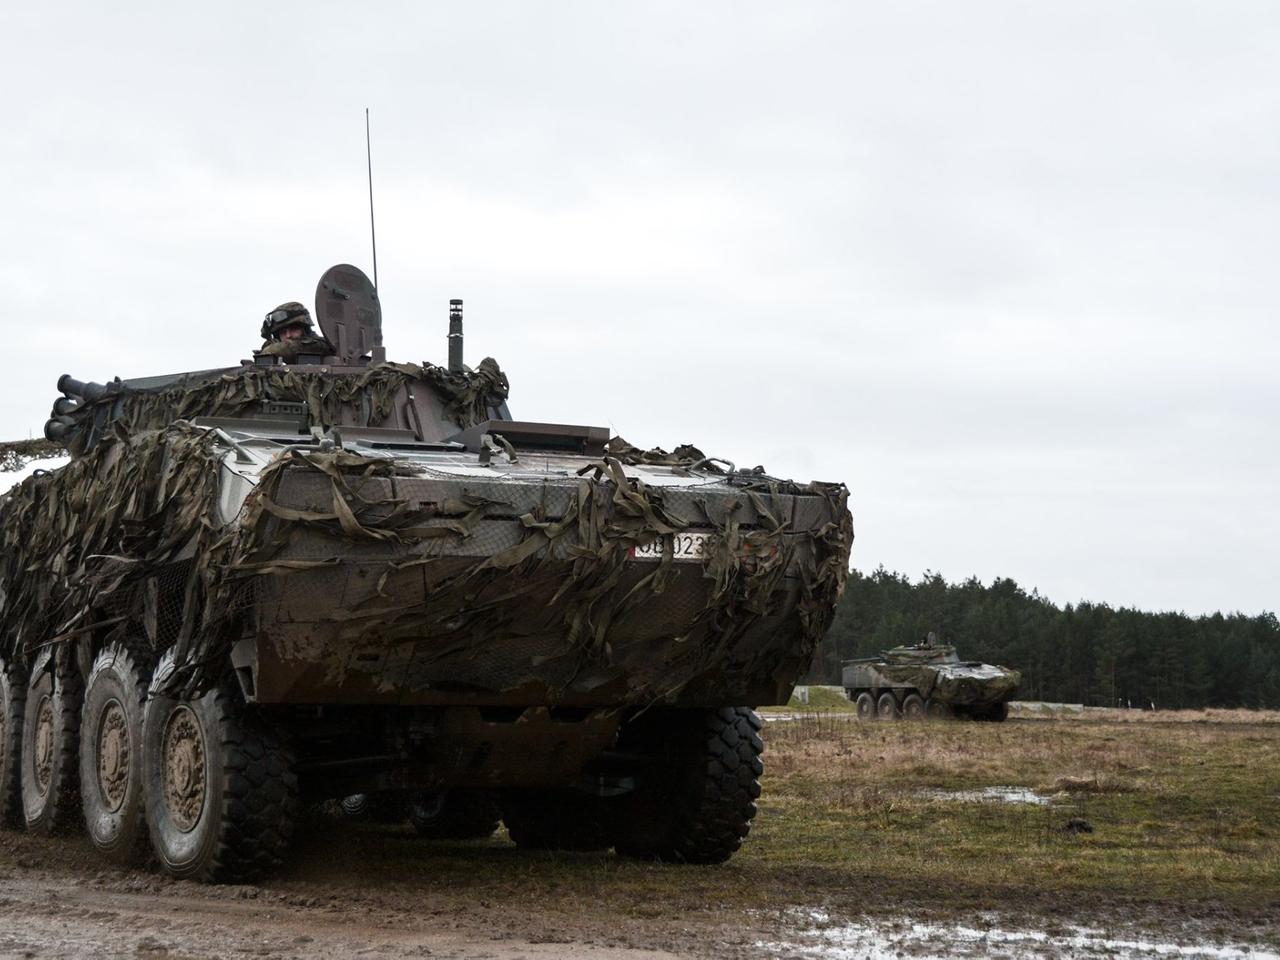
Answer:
[
  {"left": 57, "top": 374, "right": 109, "bottom": 402},
  {"left": 44, "top": 415, "right": 76, "bottom": 442}
]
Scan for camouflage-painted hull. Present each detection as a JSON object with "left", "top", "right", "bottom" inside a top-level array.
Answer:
[{"left": 844, "top": 658, "right": 1020, "bottom": 708}]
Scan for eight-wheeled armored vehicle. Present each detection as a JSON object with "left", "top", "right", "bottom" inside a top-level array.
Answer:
[
  {"left": 0, "top": 265, "right": 853, "bottom": 881},
  {"left": 843, "top": 637, "right": 1019, "bottom": 721}
]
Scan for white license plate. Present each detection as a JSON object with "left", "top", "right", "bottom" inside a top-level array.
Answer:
[{"left": 631, "top": 531, "right": 713, "bottom": 562}]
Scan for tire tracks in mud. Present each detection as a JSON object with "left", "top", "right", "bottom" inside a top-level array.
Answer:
[
  {"left": 0, "top": 876, "right": 684, "bottom": 959},
  {"left": 0, "top": 847, "right": 685, "bottom": 960}
]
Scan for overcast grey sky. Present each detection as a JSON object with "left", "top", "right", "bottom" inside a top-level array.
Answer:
[{"left": 2, "top": 1, "right": 1276, "bottom": 616}]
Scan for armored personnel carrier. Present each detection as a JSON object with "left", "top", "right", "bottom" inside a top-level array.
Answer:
[
  {"left": 842, "top": 636, "right": 1019, "bottom": 721},
  {"left": 0, "top": 265, "right": 853, "bottom": 882}
]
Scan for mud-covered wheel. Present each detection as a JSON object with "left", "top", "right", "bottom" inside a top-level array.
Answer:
[
  {"left": 142, "top": 653, "right": 297, "bottom": 882},
  {"left": 925, "top": 698, "right": 953, "bottom": 720},
  {"left": 854, "top": 692, "right": 876, "bottom": 721},
  {"left": 900, "top": 693, "right": 926, "bottom": 721},
  {"left": 80, "top": 642, "right": 153, "bottom": 864},
  {"left": 502, "top": 789, "right": 611, "bottom": 851},
  {"left": 21, "top": 656, "right": 83, "bottom": 835},
  {"left": 612, "top": 707, "right": 764, "bottom": 865},
  {"left": 875, "top": 692, "right": 899, "bottom": 721},
  {"left": 410, "top": 790, "right": 501, "bottom": 840},
  {"left": 0, "top": 658, "right": 26, "bottom": 827}
]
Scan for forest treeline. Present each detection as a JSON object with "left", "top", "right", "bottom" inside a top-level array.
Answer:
[{"left": 803, "top": 568, "right": 1280, "bottom": 709}]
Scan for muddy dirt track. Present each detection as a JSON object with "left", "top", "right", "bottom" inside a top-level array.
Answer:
[
  {"left": 0, "top": 828, "right": 695, "bottom": 960},
  {"left": 3, "top": 824, "right": 1278, "bottom": 960}
]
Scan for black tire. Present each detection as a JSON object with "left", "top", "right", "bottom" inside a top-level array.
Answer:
[
  {"left": 875, "top": 692, "right": 899, "bottom": 721},
  {"left": 21, "top": 656, "right": 83, "bottom": 835},
  {"left": 410, "top": 790, "right": 501, "bottom": 840},
  {"left": 901, "top": 693, "right": 926, "bottom": 721},
  {"left": 0, "top": 658, "right": 26, "bottom": 828},
  {"left": 613, "top": 706, "right": 764, "bottom": 865},
  {"left": 985, "top": 702, "right": 1010, "bottom": 722},
  {"left": 854, "top": 692, "right": 876, "bottom": 721},
  {"left": 142, "top": 653, "right": 297, "bottom": 882},
  {"left": 80, "top": 642, "right": 153, "bottom": 864},
  {"left": 502, "top": 789, "right": 611, "bottom": 851}
]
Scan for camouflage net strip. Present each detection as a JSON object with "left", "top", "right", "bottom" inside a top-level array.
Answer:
[{"left": 60, "top": 359, "right": 509, "bottom": 455}]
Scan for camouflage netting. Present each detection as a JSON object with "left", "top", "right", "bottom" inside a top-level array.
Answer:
[
  {"left": 0, "top": 419, "right": 852, "bottom": 701},
  {"left": 0, "top": 424, "right": 226, "bottom": 677},
  {"left": 247, "top": 447, "right": 849, "bottom": 699},
  {"left": 58, "top": 358, "right": 509, "bottom": 455}
]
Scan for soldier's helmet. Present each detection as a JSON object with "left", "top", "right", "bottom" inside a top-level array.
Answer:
[{"left": 261, "top": 302, "right": 315, "bottom": 341}]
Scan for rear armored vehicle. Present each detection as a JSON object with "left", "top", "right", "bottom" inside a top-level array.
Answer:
[
  {"left": 0, "top": 265, "right": 853, "bottom": 881},
  {"left": 843, "top": 636, "right": 1019, "bottom": 721}
]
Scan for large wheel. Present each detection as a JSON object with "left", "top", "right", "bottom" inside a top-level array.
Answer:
[
  {"left": 0, "top": 658, "right": 26, "bottom": 827},
  {"left": 142, "top": 653, "right": 297, "bottom": 882},
  {"left": 984, "top": 702, "right": 1010, "bottom": 722},
  {"left": 21, "top": 656, "right": 83, "bottom": 835},
  {"left": 502, "top": 789, "right": 611, "bottom": 851},
  {"left": 410, "top": 790, "right": 500, "bottom": 840},
  {"left": 875, "top": 692, "right": 899, "bottom": 721},
  {"left": 612, "top": 707, "right": 764, "bottom": 865},
  {"left": 854, "top": 692, "right": 876, "bottom": 721},
  {"left": 901, "top": 693, "right": 926, "bottom": 721},
  {"left": 80, "top": 642, "right": 153, "bottom": 864}
]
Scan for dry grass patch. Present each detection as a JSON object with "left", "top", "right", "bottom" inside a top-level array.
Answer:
[
  {"left": 753, "top": 711, "right": 1280, "bottom": 912},
  {"left": 1072, "top": 707, "right": 1280, "bottom": 724}
]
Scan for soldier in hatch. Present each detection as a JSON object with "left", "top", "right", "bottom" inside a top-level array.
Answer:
[{"left": 258, "top": 302, "right": 333, "bottom": 363}]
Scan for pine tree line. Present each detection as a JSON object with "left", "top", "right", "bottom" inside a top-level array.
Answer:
[{"left": 804, "top": 568, "right": 1280, "bottom": 709}]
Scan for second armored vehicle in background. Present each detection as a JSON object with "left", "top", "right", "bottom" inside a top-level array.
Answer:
[{"left": 843, "top": 638, "right": 1019, "bottom": 721}]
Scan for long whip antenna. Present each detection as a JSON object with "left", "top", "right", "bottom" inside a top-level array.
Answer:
[{"left": 365, "top": 107, "right": 378, "bottom": 290}]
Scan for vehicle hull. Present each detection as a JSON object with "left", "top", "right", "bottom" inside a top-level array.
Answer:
[{"left": 235, "top": 458, "right": 844, "bottom": 708}]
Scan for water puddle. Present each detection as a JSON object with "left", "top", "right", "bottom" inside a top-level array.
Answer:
[
  {"left": 916, "top": 785, "right": 1049, "bottom": 805},
  {"left": 760, "top": 912, "right": 1279, "bottom": 959}
]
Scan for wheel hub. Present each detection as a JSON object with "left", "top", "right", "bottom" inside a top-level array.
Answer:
[
  {"left": 96, "top": 700, "right": 130, "bottom": 813},
  {"left": 33, "top": 695, "right": 54, "bottom": 795},
  {"left": 161, "top": 705, "right": 206, "bottom": 833}
]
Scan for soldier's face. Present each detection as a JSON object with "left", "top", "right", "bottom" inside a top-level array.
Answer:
[{"left": 279, "top": 324, "right": 306, "bottom": 341}]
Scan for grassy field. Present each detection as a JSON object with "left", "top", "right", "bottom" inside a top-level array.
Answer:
[
  {"left": 264, "top": 709, "right": 1280, "bottom": 951},
  {"left": 775, "top": 685, "right": 857, "bottom": 712},
  {"left": 758, "top": 711, "right": 1280, "bottom": 913}
]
